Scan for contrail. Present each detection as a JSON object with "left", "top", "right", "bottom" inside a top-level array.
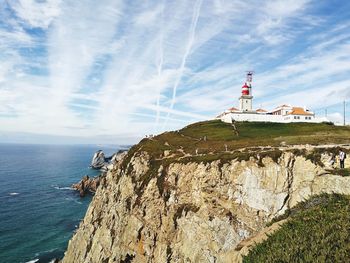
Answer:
[
  {"left": 162, "top": 0, "right": 203, "bottom": 129},
  {"left": 155, "top": 2, "right": 164, "bottom": 131}
]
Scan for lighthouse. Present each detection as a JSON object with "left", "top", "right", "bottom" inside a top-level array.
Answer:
[
  {"left": 239, "top": 71, "right": 254, "bottom": 111},
  {"left": 218, "top": 71, "right": 329, "bottom": 124}
]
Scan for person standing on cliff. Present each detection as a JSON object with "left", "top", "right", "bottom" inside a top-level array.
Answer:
[{"left": 339, "top": 150, "right": 346, "bottom": 169}]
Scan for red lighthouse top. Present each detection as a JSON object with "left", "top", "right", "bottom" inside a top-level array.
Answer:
[{"left": 242, "top": 83, "right": 250, "bottom": 95}]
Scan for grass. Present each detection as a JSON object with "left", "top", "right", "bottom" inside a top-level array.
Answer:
[
  {"left": 123, "top": 120, "right": 350, "bottom": 161},
  {"left": 243, "top": 194, "right": 350, "bottom": 263},
  {"left": 178, "top": 120, "right": 350, "bottom": 152},
  {"left": 326, "top": 168, "right": 350, "bottom": 177}
]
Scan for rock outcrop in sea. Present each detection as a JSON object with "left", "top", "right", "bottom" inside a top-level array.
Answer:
[
  {"left": 90, "top": 150, "right": 107, "bottom": 169},
  {"left": 73, "top": 150, "right": 128, "bottom": 197},
  {"left": 90, "top": 150, "right": 128, "bottom": 171},
  {"left": 72, "top": 175, "right": 101, "bottom": 197}
]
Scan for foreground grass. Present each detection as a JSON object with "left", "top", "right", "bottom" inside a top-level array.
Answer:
[{"left": 243, "top": 194, "right": 350, "bottom": 263}]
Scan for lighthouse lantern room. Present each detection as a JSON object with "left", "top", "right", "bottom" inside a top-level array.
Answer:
[{"left": 239, "top": 71, "right": 254, "bottom": 112}]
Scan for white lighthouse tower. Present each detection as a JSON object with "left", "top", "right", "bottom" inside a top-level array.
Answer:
[{"left": 239, "top": 71, "right": 254, "bottom": 112}]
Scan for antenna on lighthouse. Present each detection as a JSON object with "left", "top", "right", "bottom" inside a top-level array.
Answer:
[
  {"left": 246, "top": 71, "right": 254, "bottom": 83},
  {"left": 246, "top": 71, "right": 254, "bottom": 96}
]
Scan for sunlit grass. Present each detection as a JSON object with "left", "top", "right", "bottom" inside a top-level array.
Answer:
[
  {"left": 243, "top": 194, "right": 350, "bottom": 263},
  {"left": 131, "top": 120, "right": 350, "bottom": 158}
]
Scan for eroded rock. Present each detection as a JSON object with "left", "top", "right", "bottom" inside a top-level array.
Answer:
[{"left": 72, "top": 175, "right": 101, "bottom": 197}]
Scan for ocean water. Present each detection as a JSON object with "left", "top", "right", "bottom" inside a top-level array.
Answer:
[{"left": 0, "top": 143, "right": 122, "bottom": 263}]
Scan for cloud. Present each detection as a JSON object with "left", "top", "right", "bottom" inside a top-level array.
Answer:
[
  {"left": 1, "top": 0, "right": 350, "bottom": 143},
  {"left": 327, "top": 112, "right": 344, "bottom": 125},
  {"left": 10, "top": 0, "right": 62, "bottom": 29},
  {"left": 162, "top": 0, "right": 203, "bottom": 128}
]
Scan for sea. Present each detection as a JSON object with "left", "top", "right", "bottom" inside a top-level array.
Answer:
[{"left": 0, "top": 143, "right": 125, "bottom": 263}]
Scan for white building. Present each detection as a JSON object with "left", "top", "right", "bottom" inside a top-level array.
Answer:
[{"left": 218, "top": 73, "right": 329, "bottom": 124}]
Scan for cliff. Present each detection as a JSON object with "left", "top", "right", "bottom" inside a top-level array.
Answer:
[
  {"left": 62, "top": 121, "right": 350, "bottom": 263},
  {"left": 72, "top": 175, "right": 101, "bottom": 197}
]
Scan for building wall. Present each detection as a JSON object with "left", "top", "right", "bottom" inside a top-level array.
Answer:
[{"left": 220, "top": 112, "right": 328, "bottom": 124}]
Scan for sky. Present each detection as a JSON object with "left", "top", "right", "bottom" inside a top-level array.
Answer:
[{"left": 0, "top": 0, "right": 350, "bottom": 144}]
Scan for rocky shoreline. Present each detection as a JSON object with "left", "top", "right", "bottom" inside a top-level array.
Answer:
[
  {"left": 72, "top": 175, "right": 102, "bottom": 197},
  {"left": 72, "top": 149, "right": 128, "bottom": 197}
]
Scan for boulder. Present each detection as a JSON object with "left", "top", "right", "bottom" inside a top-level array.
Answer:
[
  {"left": 90, "top": 150, "right": 106, "bottom": 169},
  {"left": 72, "top": 175, "right": 101, "bottom": 197},
  {"left": 91, "top": 149, "right": 128, "bottom": 170}
]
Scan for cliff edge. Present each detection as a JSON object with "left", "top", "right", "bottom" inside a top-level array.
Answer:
[{"left": 62, "top": 120, "right": 350, "bottom": 263}]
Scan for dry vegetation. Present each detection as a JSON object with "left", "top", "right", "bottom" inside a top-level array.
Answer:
[{"left": 122, "top": 120, "right": 350, "bottom": 165}]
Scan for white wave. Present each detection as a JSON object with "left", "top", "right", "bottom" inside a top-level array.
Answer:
[
  {"left": 9, "top": 192, "right": 19, "bottom": 196},
  {"left": 34, "top": 247, "right": 57, "bottom": 257},
  {"left": 53, "top": 185, "right": 73, "bottom": 190},
  {"left": 25, "top": 259, "right": 39, "bottom": 263}
]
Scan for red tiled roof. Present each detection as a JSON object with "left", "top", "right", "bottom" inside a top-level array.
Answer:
[
  {"left": 256, "top": 108, "right": 267, "bottom": 112},
  {"left": 287, "top": 107, "right": 313, "bottom": 116},
  {"left": 228, "top": 107, "right": 239, "bottom": 112}
]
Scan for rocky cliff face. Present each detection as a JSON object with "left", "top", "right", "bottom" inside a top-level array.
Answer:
[
  {"left": 62, "top": 145, "right": 350, "bottom": 263},
  {"left": 72, "top": 175, "right": 101, "bottom": 197}
]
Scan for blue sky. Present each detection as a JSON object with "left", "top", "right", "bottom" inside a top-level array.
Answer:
[{"left": 0, "top": 0, "right": 349, "bottom": 144}]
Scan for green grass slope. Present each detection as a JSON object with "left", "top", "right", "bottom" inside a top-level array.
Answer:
[
  {"left": 129, "top": 120, "right": 350, "bottom": 159},
  {"left": 243, "top": 194, "right": 350, "bottom": 263}
]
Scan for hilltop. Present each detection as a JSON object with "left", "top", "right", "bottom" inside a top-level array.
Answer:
[
  {"left": 123, "top": 120, "right": 350, "bottom": 170},
  {"left": 132, "top": 120, "right": 350, "bottom": 155}
]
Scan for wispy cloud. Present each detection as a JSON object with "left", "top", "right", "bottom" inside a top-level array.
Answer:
[
  {"left": 162, "top": 0, "right": 203, "bottom": 129},
  {"left": 10, "top": 0, "right": 61, "bottom": 29}
]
